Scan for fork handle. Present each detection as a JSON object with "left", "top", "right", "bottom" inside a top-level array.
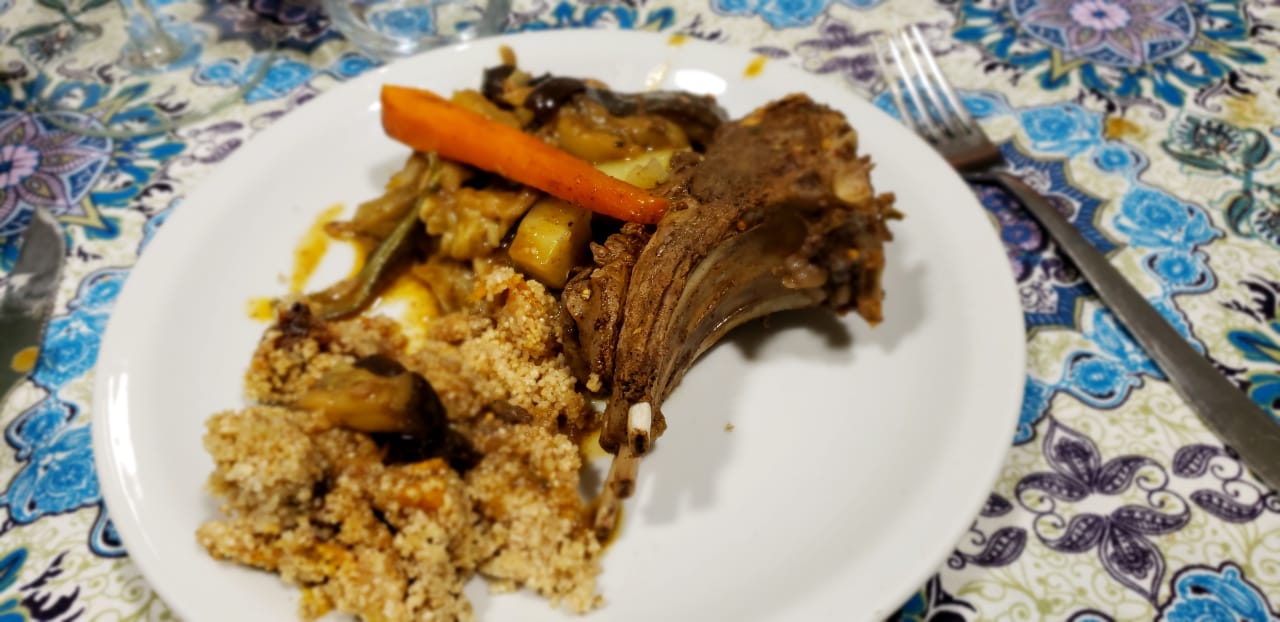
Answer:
[{"left": 970, "top": 171, "right": 1280, "bottom": 490}]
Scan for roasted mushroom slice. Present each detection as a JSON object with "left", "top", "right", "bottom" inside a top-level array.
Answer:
[
  {"left": 590, "top": 94, "right": 900, "bottom": 537},
  {"left": 295, "top": 354, "right": 479, "bottom": 473}
]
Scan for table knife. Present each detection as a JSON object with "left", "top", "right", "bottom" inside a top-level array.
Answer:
[
  {"left": 985, "top": 172, "right": 1280, "bottom": 492},
  {"left": 0, "top": 206, "right": 65, "bottom": 405}
]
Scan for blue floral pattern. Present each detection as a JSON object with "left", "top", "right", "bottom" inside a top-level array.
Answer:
[
  {"left": 511, "top": 1, "right": 676, "bottom": 31},
  {"left": 138, "top": 200, "right": 174, "bottom": 254},
  {"left": 0, "top": 73, "right": 186, "bottom": 249},
  {"left": 1157, "top": 563, "right": 1280, "bottom": 622},
  {"left": 0, "top": 269, "right": 127, "bottom": 557},
  {"left": 877, "top": 88, "right": 1222, "bottom": 441},
  {"left": 0, "top": 549, "right": 30, "bottom": 622},
  {"left": 369, "top": 5, "right": 437, "bottom": 38},
  {"left": 123, "top": 17, "right": 207, "bottom": 72},
  {"left": 0, "top": 547, "right": 85, "bottom": 619},
  {"left": 0, "top": 111, "right": 112, "bottom": 238},
  {"left": 949, "top": 0, "right": 1271, "bottom": 109},
  {"left": 1221, "top": 278, "right": 1280, "bottom": 423},
  {"left": 194, "top": 52, "right": 377, "bottom": 104},
  {"left": 1016, "top": 418, "right": 1190, "bottom": 602},
  {"left": 889, "top": 575, "right": 977, "bottom": 621},
  {"left": 1161, "top": 115, "right": 1280, "bottom": 245},
  {"left": 711, "top": 0, "right": 882, "bottom": 28},
  {"left": 198, "top": 0, "right": 339, "bottom": 53},
  {"left": 1020, "top": 104, "right": 1102, "bottom": 156},
  {"left": 0, "top": 399, "right": 95, "bottom": 523},
  {"left": 1010, "top": 0, "right": 1196, "bottom": 68}
]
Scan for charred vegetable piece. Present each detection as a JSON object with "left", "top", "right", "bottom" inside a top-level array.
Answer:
[
  {"left": 508, "top": 197, "right": 593, "bottom": 289},
  {"left": 481, "top": 64, "right": 517, "bottom": 107},
  {"left": 375, "top": 429, "right": 479, "bottom": 473},
  {"left": 588, "top": 94, "right": 900, "bottom": 538},
  {"left": 516, "top": 74, "right": 729, "bottom": 148},
  {"left": 549, "top": 97, "right": 690, "bottom": 163},
  {"left": 331, "top": 158, "right": 428, "bottom": 241},
  {"left": 295, "top": 355, "right": 446, "bottom": 435},
  {"left": 294, "top": 354, "right": 479, "bottom": 473},
  {"left": 380, "top": 84, "right": 670, "bottom": 224},
  {"left": 304, "top": 155, "right": 446, "bottom": 320},
  {"left": 449, "top": 89, "right": 524, "bottom": 128},
  {"left": 419, "top": 185, "right": 540, "bottom": 260},
  {"left": 583, "top": 87, "right": 728, "bottom": 149},
  {"left": 303, "top": 201, "right": 423, "bottom": 320},
  {"left": 524, "top": 76, "right": 588, "bottom": 126}
]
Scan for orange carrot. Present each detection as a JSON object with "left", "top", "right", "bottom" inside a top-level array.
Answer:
[{"left": 380, "top": 84, "right": 669, "bottom": 225}]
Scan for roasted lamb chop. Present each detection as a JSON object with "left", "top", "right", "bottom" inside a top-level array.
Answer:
[{"left": 564, "top": 94, "right": 900, "bottom": 536}]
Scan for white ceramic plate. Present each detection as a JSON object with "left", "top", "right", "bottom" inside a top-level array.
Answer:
[{"left": 93, "top": 29, "right": 1025, "bottom": 622}]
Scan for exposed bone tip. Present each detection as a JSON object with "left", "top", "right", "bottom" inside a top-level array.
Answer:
[
  {"left": 627, "top": 402, "right": 653, "bottom": 455},
  {"left": 593, "top": 485, "right": 621, "bottom": 542},
  {"left": 614, "top": 479, "right": 634, "bottom": 498},
  {"left": 593, "top": 444, "right": 642, "bottom": 540}
]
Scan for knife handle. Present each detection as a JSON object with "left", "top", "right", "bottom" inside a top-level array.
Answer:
[{"left": 973, "top": 171, "right": 1280, "bottom": 491}]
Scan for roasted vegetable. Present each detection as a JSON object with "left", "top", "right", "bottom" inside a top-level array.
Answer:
[
  {"left": 511, "top": 73, "right": 729, "bottom": 148},
  {"left": 324, "top": 153, "right": 448, "bottom": 242},
  {"left": 449, "top": 89, "right": 526, "bottom": 128},
  {"left": 296, "top": 358, "right": 445, "bottom": 435},
  {"left": 380, "top": 84, "right": 670, "bottom": 224},
  {"left": 304, "top": 196, "right": 424, "bottom": 320},
  {"left": 595, "top": 149, "right": 681, "bottom": 189},
  {"left": 410, "top": 255, "right": 477, "bottom": 314},
  {"left": 550, "top": 97, "right": 689, "bottom": 163},
  {"left": 508, "top": 197, "right": 593, "bottom": 288},
  {"left": 294, "top": 354, "right": 478, "bottom": 472},
  {"left": 582, "top": 87, "right": 729, "bottom": 149},
  {"left": 304, "top": 154, "right": 457, "bottom": 320},
  {"left": 419, "top": 185, "right": 539, "bottom": 260}
]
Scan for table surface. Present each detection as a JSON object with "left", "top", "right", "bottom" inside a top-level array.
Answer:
[{"left": 2, "top": 0, "right": 1280, "bottom": 619}]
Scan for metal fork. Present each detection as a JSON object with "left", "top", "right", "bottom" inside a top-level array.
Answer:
[{"left": 875, "top": 25, "right": 1280, "bottom": 491}]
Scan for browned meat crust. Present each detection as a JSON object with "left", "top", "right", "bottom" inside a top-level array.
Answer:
[
  {"left": 562, "top": 222, "right": 651, "bottom": 387},
  {"left": 581, "top": 94, "right": 900, "bottom": 534}
]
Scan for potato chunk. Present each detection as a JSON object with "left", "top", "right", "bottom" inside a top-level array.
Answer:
[
  {"left": 594, "top": 149, "right": 681, "bottom": 189},
  {"left": 508, "top": 198, "right": 592, "bottom": 289}
]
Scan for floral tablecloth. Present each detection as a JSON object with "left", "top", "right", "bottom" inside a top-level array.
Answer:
[{"left": 3, "top": 0, "right": 1280, "bottom": 618}]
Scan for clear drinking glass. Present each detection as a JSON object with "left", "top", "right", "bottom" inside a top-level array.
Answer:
[
  {"left": 322, "top": 0, "right": 511, "bottom": 60},
  {"left": 41, "top": 0, "right": 278, "bottom": 138},
  {"left": 118, "top": 0, "right": 186, "bottom": 73}
]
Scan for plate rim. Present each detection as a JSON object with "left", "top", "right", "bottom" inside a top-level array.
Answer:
[{"left": 91, "top": 28, "right": 1026, "bottom": 621}]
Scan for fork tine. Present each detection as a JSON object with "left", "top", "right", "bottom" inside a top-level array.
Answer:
[
  {"left": 908, "top": 24, "right": 978, "bottom": 136},
  {"left": 897, "top": 28, "right": 952, "bottom": 138},
  {"left": 883, "top": 33, "right": 944, "bottom": 141},
  {"left": 872, "top": 36, "right": 920, "bottom": 137}
]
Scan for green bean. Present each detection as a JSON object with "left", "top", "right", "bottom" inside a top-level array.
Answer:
[{"left": 305, "top": 154, "right": 442, "bottom": 320}]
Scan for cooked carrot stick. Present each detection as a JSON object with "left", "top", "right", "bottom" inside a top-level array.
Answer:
[{"left": 380, "top": 84, "right": 669, "bottom": 224}]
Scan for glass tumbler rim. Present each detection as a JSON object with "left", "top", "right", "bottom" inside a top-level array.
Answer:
[{"left": 322, "top": 0, "right": 512, "bottom": 60}]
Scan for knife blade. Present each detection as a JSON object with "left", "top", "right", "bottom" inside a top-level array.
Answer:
[
  {"left": 0, "top": 206, "right": 65, "bottom": 405},
  {"left": 983, "top": 171, "right": 1280, "bottom": 492}
]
